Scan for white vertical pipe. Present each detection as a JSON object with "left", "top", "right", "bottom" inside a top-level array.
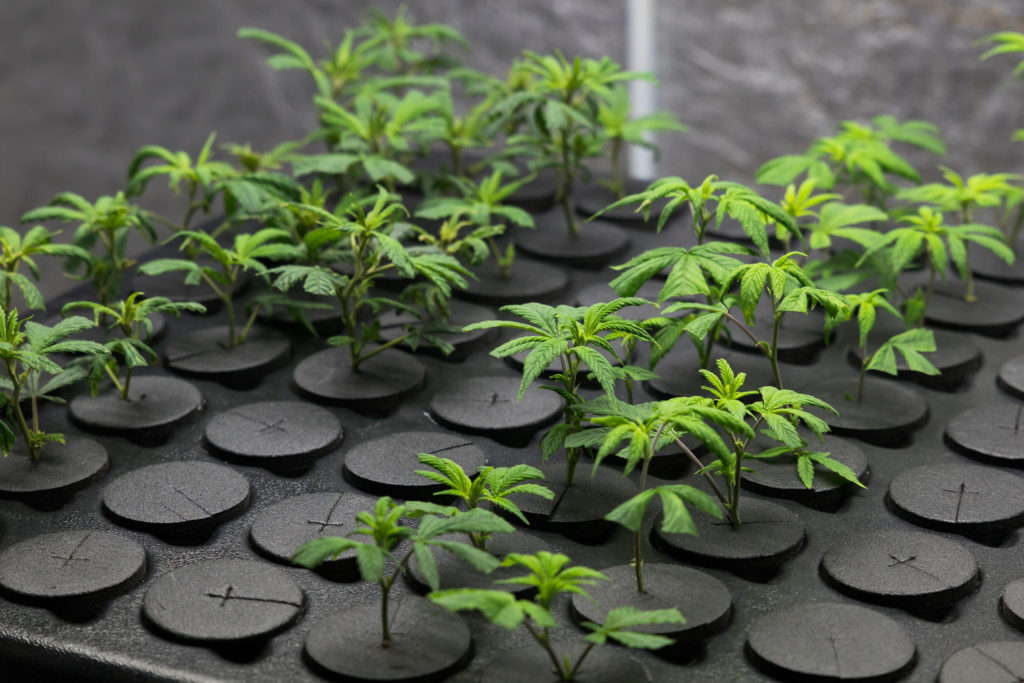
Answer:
[{"left": 626, "top": 0, "right": 657, "bottom": 180}]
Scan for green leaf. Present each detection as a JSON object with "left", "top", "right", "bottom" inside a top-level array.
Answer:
[{"left": 604, "top": 489, "right": 656, "bottom": 533}]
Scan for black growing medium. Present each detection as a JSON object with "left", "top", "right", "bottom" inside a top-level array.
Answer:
[{"left": 3, "top": 219, "right": 1022, "bottom": 682}]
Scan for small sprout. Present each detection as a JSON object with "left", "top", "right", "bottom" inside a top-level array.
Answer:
[
  {"left": 21, "top": 191, "right": 156, "bottom": 307},
  {"left": 270, "top": 188, "right": 470, "bottom": 370},
  {"left": 292, "top": 496, "right": 512, "bottom": 648},
  {"left": 415, "top": 453, "right": 554, "bottom": 549},
  {"left": 62, "top": 293, "right": 206, "bottom": 401},
  {"left": 687, "top": 359, "right": 838, "bottom": 527},
  {"left": 465, "top": 299, "right": 655, "bottom": 485},
  {"left": 569, "top": 395, "right": 731, "bottom": 592},
  {"left": 429, "top": 551, "right": 684, "bottom": 681},
  {"left": 0, "top": 308, "right": 106, "bottom": 460},
  {"left": 0, "top": 225, "right": 89, "bottom": 311},
  {"left": 138, "top": 227, "right": 294, "bottom": 347}
]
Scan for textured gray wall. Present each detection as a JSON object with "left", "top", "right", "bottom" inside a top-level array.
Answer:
[{"left": 2, "top": 1, "right": 1023, "bottom": 299}]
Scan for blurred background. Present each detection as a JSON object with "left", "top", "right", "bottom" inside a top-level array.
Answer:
[{"left": 2, "top": 0, "right": 1023, "bottom": 298}]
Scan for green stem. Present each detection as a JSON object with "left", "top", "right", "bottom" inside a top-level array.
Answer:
[
  {"left": 673, "top": 436, "right": 730, "bottom": 513},
  {"left": 523, "top": 622, "right": 566, "bottom": 680},
  {"left": 770, "top": 314, "right": 783, "bottom": 390},
  {"left": 857, "top": 355, "right": 868, "bottom": 403},
  {"left": 610, "top": 136, "right": 624, "bottom": 198},
  {"left": 237, "top": 305, "right": 262, "bottom": 347},
  {"left": 558, "top": 132, "right": 579, "bottom": 238},
  {"left": 353, "top": 333, "right": 409, "bottom": 369},
  {"left": 634, "top": 425, "right": 663, "bottom": 594},
  {"left": 5, "top": 360, "right": 36, "bottom": 460},
  {"left": 566, "top": 641, "right": 598, "bottom": 680}
]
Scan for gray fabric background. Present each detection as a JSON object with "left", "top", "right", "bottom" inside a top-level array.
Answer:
[{"left": 2, "top": 1, "right": 1023, "bottom": 298}]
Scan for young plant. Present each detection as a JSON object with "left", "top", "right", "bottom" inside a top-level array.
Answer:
[
  {"left": 137, "top": 227, "right": 293, "bottom": 347},
  {"left": 463, "top": 299, "right": 655, "bottom": 485},
  {"left": 415, "top": 169, "right": 536, "bottom": 277},
  {"left": 715, "top": 253, "right": 849, "bottom": 388},
  {"left": 501, "top": 51, "right": 652, "bottom": 238},
  {"left": 126, "top": 133, "right": 237, "bottom": 241},
  {"left": 0, "top": 309, "right": 106, "bottom": 460},
  {"left": 896, "top": 165, "right": 1021, "bottom": 225},
  {"left": 595, "top": 174, "right": 799, "bottom": 255},
  {"left": 429, "top": 551, "right": 685, "bottom": 681},
  {"left": 0, "top": 225, "right": 88, "bottom": 311},
  {"left": 291, "top": 496, "right": 512, "bottom": 647},
  {"left": 269, "top": 189, "right": 469, "bottom": 370},
  {"left": 858, "top": 206, "right": 1015, "bottom": 303},
  {"left": 356, "top": 5, "right": 469, "bottom": 76},
  {"left": 415, "top": 453, "right": 554, "bottom": 549},
  {"left": 568, "top": 396, "right": 738, "bottom": 592},
  {"left": 690, "top": 359, "right": 844, "bottom": 526},
  {"left": 594, "top": 84, "right": 688, "bottom": 198},
  {"left": 21, "top": 191, "right": 156, "bottom": 307},
  {"left": 310, "top": 89, "right": 440, "bottom": 191},
  {"left": 755, "top": 116, "right": 946, "bottom": 211},
  {"left": 832, "top": 289, "right": 940, "bottom": 403},
  {"left": 62, "top": 293, "right": 206, "bottom": 400}
]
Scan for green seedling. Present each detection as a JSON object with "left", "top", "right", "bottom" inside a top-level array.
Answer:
[
  {"left": 21, "top": 191, "right": 156, "bottom": 307},
  {"left": 464, "top": 299, "right": 655, "bottom": 485},
  {"left": 425, "top": 82, "right": 499, "bottom": 179},
  {"left": 0, "top": 225, "right": 88, "bottom": 311},
  {"left": 63, "top": 293, "right": 205, "bottom": 400},
  {"left": 756, "top": 116, "right": 946, "bottom": 211},
  {"left": 770, "top": 180, "right": 842, "bottom": 252},
  {"left": 0, "top": 308, "right": 106, "bottom": 460},
  {"left": 269, "top": 188, "right": 469, "bottom": 370},
  {"left": 429, "top": 551, "right": 685, "bottom": 681},
  {"left": 896, "top": 165, "right": 1021, "bottom": 224},
  {"left": 830, "top": 288, "right": 940, "bottom": 403},
  {"left": 415, "top": 454, "right": 554, "bottom": 549},
  {"left": 223, "top": 139, "right": 307, "bottom": 174},
  {"left": 137, "top": 227, "right": 293, "bottom": 348},
  {"left": 126, "top": 133, "right": 236, "bottom": 239},
  {"left": 568, "top": 395, "right": 739, "bottom": 592},
  {"left": 595, "top": 84, "right": 687, "bottom": 198},
  {"left": 804, "top": 201, "right": 888, "bottom": 255},
  {"left": 714, "top": 253, "right": 848, "bottom": 388},
  {"left": 596, "top": 174, "right": 799, "bottom": 255},
  {"left": 415, "top": 169, "right": 536, "bottom": 276},
  {"left": 500, "top": 51, "right": 653, "bottom": 238},
  {"left": 291, "top": 496, "right": 512, "bottom": 647},
  {"left": 858, "top": 206, "right": 1015, "bottom": 304},
  {"left": 309, "top": 89, "right": 440, "bottom": 191},
  {"left": 356, "top": 5, "right": 469, "bottom": 75},
  {"left": 689, "top": 359, "right": 845, "bottom": 526}
]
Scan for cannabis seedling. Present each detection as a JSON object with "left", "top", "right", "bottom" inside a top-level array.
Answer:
[
  {"left": 690, "top": 359, "right": 846, "bottom": 526},
  {"left": 0, "top": 309, "right": 106, "bottom": 460},
  {"left": 138, "top": 227, "right": 293, "bottom": 347},
  {"left": 415, "top": 169, "right": 536, "bottom": 277},
  {"left": 356, "top": 5, "right": 468, "bottom": 76},
  {"left": 858, "top": 206, "right": 1014, "bottom": 304},
  {"left": 270, "top": 189, "right": 469, "bottom": 370},
  {"left": 0, "top": 225, "right": 88, "bottom": 311},
  {"left": 595, "top": 84, "right": 687, "bottom": 198},
  {"left": 715, "top": 253, "right": 848, "bottom": 388},
  {"left": 62, "top": 293, "right": 206, "bottom": 400},
  {"left": 756, "top": 116, "right": 946, "bottom": 211},
  {"left": 430, "top": 551, "right": 685, "bottom": 681},
  {"left": 21, "top": 191, "right": 156, "bottom": 307},
  {"left": 831, "top": 289, "right": 940, "bottom": 403},
  {"left": 291, "top": 496, "right": 512, "bottom": 647},
  {"left": 415, "top": 453, "right": 553, "bottom": 549},
  {"left": 567, "top": 396, "right": 738, "bottom": 592},
  {"left": 464, "top": 299, "right": 655, "bottom": 485},
  {"left": 501, "top": 51, "right": 652, "bottom": 238}
]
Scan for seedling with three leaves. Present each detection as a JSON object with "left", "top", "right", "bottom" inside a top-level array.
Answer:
[
  {"left": 62, "top": 293, "right": 206, "bottom": 401},
  {"left": 429, "top": 551, "right": 685, "bottom": 681},
  {"left": 415, "top": 454, "right": 553, "bottom": 549},
  {"left": 291, "top": 496, "right": 512, "bottom": 647},
  {"left": 270, "top": 189, "right": 469, "bottom": 371},
  {"left": 0, "top": 309, "right": 106, "bottom": 460},
  {"left": 464, "top": 299, "right": 655, "bottom": 485},
  {"left": 137, "top": 227, "right": 294, "bottom": 348}
]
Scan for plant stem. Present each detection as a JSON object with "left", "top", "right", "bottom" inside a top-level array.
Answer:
[
  {"left": 673, "top": 436, "right": 730, "bottom": 512},
  {"left": 770, "top": 314, "right": 783, "bottom": 390},
  {"left": 558, "top": 131, "right": 580, "bottom": 239},
  {"left": 635, "top": 424, "right": 664, "bottom": 594},
  {"left": 857, "top": 356, "right": 868, "bottom": 403},
  {"left": 5, "top": 360, "right": 37, "bottom": 460},
  {"left": 566, "top": 641, "right": 597, "bottom": 680},
  {"left": 523, "top": 622, "right": 567, "bottom": 679},
  {"left": 610, "top": 136, "right": 624, "bottom": 198}
]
